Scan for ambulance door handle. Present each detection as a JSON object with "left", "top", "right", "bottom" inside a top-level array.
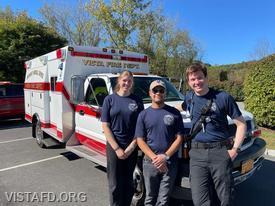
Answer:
[{"left": 79, "top": 110, "right": 85, "bottom": 116}]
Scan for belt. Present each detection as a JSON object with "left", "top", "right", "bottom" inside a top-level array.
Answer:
[{"left": 191, "top": 139, "right": 233, "bottom": 149}]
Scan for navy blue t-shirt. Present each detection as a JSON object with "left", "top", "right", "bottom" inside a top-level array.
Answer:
[
  {"left": 185, "top": 88, "right": 242, "bottom": 142},
  {"left": 135, "top": 105, "right": 184, "bottom": 158},
  {"left": 101, "top": 93, "right": 144, "bottom": 148}
]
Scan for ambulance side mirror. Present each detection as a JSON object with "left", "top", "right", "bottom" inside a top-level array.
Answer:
[{"left": 71, "top": 75, "right": 85, "bottom": 104}]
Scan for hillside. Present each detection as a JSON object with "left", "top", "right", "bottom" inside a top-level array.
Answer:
[{"left": 207, "top": 61, "right": 257, "bottom": 101}]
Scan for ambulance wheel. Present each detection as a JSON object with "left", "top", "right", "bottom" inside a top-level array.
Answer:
[
  {"left": 35, "top": 120, "right": 45, "bottom": 148},
  {"left": 131, "top": 166, "right": 145, "bottom": 206}
]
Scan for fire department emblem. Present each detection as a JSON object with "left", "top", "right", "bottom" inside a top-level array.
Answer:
[
  {"left": 128, "top": 102, "right": 138, "bottom": 112},
  {"left": 211, "top": 102, "right": 217, "bottom": 112},
  {"left": 163, "top": 114, "right": 174, "bottom": 125}
]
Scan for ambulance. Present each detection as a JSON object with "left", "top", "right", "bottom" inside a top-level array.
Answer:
[{"left": 24, "top": 45, "right": 266, "bottom": 203}]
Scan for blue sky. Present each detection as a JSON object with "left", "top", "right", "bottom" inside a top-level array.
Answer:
[{"left": 1, "top": 0, "right": 275, "bottom": 65}]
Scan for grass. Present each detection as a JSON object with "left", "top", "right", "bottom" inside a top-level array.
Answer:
[{"left": 260, "top": 127, "right": 275, "bottom": 150}]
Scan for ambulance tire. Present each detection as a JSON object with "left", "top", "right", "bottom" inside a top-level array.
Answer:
[
  {"left": 131, "top": 166, "right": 145, "bottom": 206},
  {"left": 35, "top": 120, "right": 45, "bottom": 148}
]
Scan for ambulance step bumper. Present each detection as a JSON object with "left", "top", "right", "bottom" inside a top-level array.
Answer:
[
  {"left": 66, "top": 145, "right": 107, "bottom": 167},
  {"left": 42, "top": 137, "right": 61, "bottom": 147}
]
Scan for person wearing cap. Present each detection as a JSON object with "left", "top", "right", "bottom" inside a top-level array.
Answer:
[
  {"left": 135, "top": 80, "right": 184, "bottom": 206},
  {"left": 181, "top": 63, "right": 246, "bottom": 206}
]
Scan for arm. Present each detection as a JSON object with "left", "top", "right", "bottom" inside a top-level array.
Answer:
[
  {"left": 152, "top": 134, "right": 183, "bottom": 168},
  {"left": 136, "top": 137, "right": 157, "bottom": 160},
  {"left": 228, "top": 116, "right": 246, "bottom": 160},
  {"left": 137, "top": 137, "right": 167, "bottom": 173},
  {"left": 175, "top": 104, "right": 184, "bottom": 112},
  {"left": 102, "top": 122, "right": 127, "bottom": 159},
  {"left": 124, "top": 99, "right": 144, "bottom": 157},
  {"left": 124, "top": 139, "right": 137, "bottom": 157},
  {"left": 165, "top": 134, "right": 183, "bottom": 158},
  {"left": 175, "top": 101, "right": 186, "bottom": 112}
]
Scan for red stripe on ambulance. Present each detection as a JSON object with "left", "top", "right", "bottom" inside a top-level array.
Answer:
[
  {"left": 76, "top": 132, "right": 106, "bottom": 155},
  {"left": 24, "top": 82, "right": 50, "bottom": 91}
]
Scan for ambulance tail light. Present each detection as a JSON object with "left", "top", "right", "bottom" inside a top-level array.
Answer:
[
  {"left": 56, "top": 49, "right": 62, "bottom": 59},
  {"left": 252, "top": 129, "right": 261, "bottom": 138},
  {"left": 24, "top": 63, "right": 28, "bottom": 70}
]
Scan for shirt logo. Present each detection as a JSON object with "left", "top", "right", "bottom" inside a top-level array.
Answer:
[
  {"left": 128, "top": 102, "right": 138, "bottom": 112},
  {"left": 211, "top": 102, "right": 217, "bottom": 112},
  {"left": 163, "top": 115, "right": 174, "bottom": 125}
]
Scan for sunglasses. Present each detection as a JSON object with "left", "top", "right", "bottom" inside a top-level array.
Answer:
[{"left": 152, "top": 87, "right": 165, "bottom": 94}]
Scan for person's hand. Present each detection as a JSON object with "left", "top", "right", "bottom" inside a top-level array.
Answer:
[
  {"left": 175, "top": 103, "right": 183, "bottom": 111},
  {"left": 227, "top": 149, "right": 238, "bottom": 161},
  {"left": 115, "top": 148, "right": 127, "bottom": 159},
  {"left": 152, "top": 154, "right": 167, "bottom": 168},
  {"left": 158, "top": 163, "right": 168, "bottom": 173}
]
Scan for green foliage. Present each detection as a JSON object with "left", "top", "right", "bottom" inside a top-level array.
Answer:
[
  {"left": 40, "top": 1, "right": 101, "bottom": 46},
  {"left": 219, "top": 70, "right": 228, "bottom": 81},
  {"left": 0, "top": 8, "right": 67, "bottom": 82},
  {"left": 208, "top": 62, "right": 256, "bottom": 101},
  {"left": 209, "top": 80, "right": 244, "bottom": 101},
  {"left": 244, "top": 55, "right": 275, "bottom": 128},
  {"left": 88, "top": 0, "right": 201, "bottom": 75},
  {"left": 90, "top": 0, "right": 151, "bottom": 49}
]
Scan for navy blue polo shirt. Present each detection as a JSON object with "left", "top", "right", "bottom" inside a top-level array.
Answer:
[
  {"left": 135, "top": 105, "right": 184, "bottom": 158},
  {"left": 101, "top": 93, "right": 144, "bottom": 147},
  {"left": 185, "top": 88, "right": 242, "bottom": 143}
]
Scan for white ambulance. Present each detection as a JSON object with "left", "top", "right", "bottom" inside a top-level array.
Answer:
[{"left": 24, "top": 45, "right": 266, "bottom": 204}]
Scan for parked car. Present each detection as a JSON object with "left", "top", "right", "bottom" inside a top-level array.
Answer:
[{"left": 0, "top": 81, "right": 24, "bottom": 120}]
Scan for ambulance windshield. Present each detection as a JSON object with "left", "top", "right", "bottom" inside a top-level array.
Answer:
[{"left": 110, "top": 77, "right": 184, "bottom": 103}]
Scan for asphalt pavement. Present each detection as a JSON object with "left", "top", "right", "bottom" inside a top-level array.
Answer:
[
  {"left": 0, "top": 119, "right": 274, "bottom": 206},
  {"left": 0, "top": 119, "right": 109, "bottom": 206}
]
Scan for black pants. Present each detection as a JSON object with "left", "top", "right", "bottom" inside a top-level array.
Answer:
[
  {"left": 107, "top": 143, "right": 138, "bottom": 206},
  {"left": 189, "top": 146, "right": 234, "bottom": 206}
]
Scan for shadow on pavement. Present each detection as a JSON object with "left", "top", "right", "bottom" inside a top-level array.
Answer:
[
  {"left": 0, "top": 119, "right": 31, "bottom": 130},
  {"left": 169, "top": 157, "right": 275, "bottom": 206},
  {"left": 234, "top": 158, "right": 275, "bottom": 206}
]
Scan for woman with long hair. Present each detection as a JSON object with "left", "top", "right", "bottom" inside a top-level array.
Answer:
[{"left": 101, "top": 70, "right": 144, "bottom": 206}]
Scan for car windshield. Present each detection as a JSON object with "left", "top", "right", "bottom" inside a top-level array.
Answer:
[{"left": 110, "top": 76, "right": 184, "bottom": 103}]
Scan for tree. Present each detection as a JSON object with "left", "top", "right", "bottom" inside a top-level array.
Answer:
[
  {"left": 0, "top": 7, "right": 67, "bottom": 82},
  {"left": 167, "top": 30, "right": 200, "bottom": 78},
  {"left": 40, "top": 0, "right": 101, "bottom": 46},
  {"left": 41, "top": 0, "right": 201, "bottom": 78},
  {"left": 249, "top": 39, "right": 274, "bottom": 61},
  {"left": 137, "top": 10, "right": 164, "bottom": 55},
  {"left": 137, "top": 12, "right": 201, "bottom": 76},
  {"left": 89, "top": 0, "right": 151, "bottom": 49},
  {"left": 244, "top": 55, "right": 275, "bottom": 128}
]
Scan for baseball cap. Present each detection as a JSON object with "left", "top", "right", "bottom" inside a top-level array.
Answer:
[{"left": 149, "top": 80, "right": 166, "bottom": 91}]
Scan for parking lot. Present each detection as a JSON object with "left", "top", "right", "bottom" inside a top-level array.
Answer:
[
  {"left": 0, "top": 119, "right": 274, "bottom": 206},
  {"left": 0, "top": 120, "right": 108, "bottom": 206}
]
